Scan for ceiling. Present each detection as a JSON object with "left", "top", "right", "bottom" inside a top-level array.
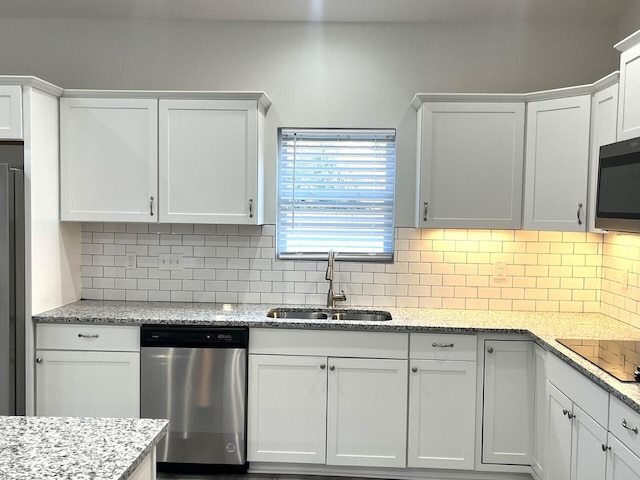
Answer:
[{"left": 0, "top": 0, "right": 634, "bottom": 23}]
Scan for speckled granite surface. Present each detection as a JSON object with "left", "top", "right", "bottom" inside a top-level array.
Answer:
[
  {"left": 34, "top": 300, "right": 640, "bottom": 415},
  {"left": 0, "top": 416, "right": 168, "bottom": 479}
]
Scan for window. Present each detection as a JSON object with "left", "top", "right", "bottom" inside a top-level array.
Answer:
[{"left": 277, "top": 128, "right": 396, "bottom": 262}]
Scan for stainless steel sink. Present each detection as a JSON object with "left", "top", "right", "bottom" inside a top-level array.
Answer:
[
  {"left": 266, "top": 309, "right": 328, "bottom": 319},
  {"left": 331, "top": 312, "right": 392, "bottom": 321},
  {"left": 266, "top": 308, "right": 392, "bottom": 321}
]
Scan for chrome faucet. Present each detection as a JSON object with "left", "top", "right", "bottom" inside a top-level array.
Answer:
[{"left": 326, "top": 250, "right": 347, "bottom": 308}]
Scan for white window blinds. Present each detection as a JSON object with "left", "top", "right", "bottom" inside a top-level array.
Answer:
[{"left": 277, "top": 128, "right": 396, "bottom": 262}]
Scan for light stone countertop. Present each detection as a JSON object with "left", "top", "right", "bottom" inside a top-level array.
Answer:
[
  {"left": 0, "top": 415, "right": 168, "bottom": 479},
  {"left": 34, "top": 300, "right": 640, "bottom": 414}
]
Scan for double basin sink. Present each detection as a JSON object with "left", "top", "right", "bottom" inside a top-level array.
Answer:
[{"left": 266, "top": 308, "right": 392, "bottom": 322}]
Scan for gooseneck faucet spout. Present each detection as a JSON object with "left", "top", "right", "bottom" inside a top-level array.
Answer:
[{"left": 326, "top": 250, "right": 347, "bottom": 308}]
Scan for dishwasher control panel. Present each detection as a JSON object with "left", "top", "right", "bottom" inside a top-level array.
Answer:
[{"left": 141, "top": 326, "right": 248, "bottom": 348}]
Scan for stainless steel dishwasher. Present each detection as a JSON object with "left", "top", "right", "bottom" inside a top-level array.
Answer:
[{"left": 140, "top": 326, "right": 248, "bottom": 473}]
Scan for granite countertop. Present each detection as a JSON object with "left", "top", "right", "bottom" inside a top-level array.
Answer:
[
  {"left": 34, "top": 300, "right": 640, "bottom": 414},
  {"left": 0, "top": 416, "right": 168, "bottom": 480}
]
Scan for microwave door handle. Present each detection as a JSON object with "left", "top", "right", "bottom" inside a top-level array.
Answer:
[{"left": 577, "top": 203, "right": 583, "bottom": 225}]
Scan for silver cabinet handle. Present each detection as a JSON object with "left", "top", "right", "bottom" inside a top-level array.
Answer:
[
  {"left": 150, "top": 196, "right": 155, "bottom": 217},
  {"left": 433, "top": 342, "right": 454, "bottom": 348},
  {"left": 577, "top": 203, "right": 583, "bottom": 225},
  {"left": 329, "top": 365, "right": 335, "bottom": 371},
  {"left": 487, "top": 347, "right": 494, "bottom": 353},
  {"left": 249, "top": 199, "right": 254, "bottom": 218},
  {"left": 602, "top": 444, "right": 611, "bottom": 452},
  {"left": 412, "top": 367, "right": 418, "bottom": 373},
  {"left": 78, "top": 333, "right": 99, "bottom": 339},
  {"left": 320, "top": 364, "right": 326, "bottom": 370},
  {"left": 36, "top": 357, "right": 43, "bottom": 364},
  {"left": 423, "top": 201, "right": 428, "bottom": 222},
  {"left": 622, "top": 418, "right": 639, "bottom": 434}
]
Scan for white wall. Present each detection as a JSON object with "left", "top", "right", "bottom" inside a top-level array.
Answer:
[{"left": 0, "top": 18, "right": 623, "bottom": 225}]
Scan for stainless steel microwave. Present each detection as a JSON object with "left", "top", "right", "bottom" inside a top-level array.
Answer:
[{"left": 595, "top": 136, "right": 640, "bottom": 233}]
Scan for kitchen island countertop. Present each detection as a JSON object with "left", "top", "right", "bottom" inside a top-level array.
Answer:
[
  {"left": 0, "top": 415, "right": 168, "bottom": 479},
  {"left": 34, "top": 300, "right": 640, "bottom": 415}
]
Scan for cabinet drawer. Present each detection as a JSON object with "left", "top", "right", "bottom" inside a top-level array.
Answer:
[
  {"left": 410, "top": 333, "right": 476, "bottom": 361},
  {"left": 36, "top": 323, "right": 140, "bottom": 352},
  {"left": 249, "top": 328, "right": 408, "bottom": 359},
  {"left": 609, "top": 395, "right": 640, "bottom": 458},
  {"left": 547, "top": 353, "right": 609, "bottom": 427}
]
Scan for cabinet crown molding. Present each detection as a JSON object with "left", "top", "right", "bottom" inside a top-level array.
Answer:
[
  {"left": 62, "top": 89, "right": 272, "bottom": 111},
  {"left": 0, "top": 76, "right": 64, "bottom": 97},
  {"left": 615, "top": 28, "right": 640, "bottom": 52},
  {"left": 412, "top": 71, "right": 620, "bottom": 109}
]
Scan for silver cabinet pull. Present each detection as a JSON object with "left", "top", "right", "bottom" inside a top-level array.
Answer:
[
  {"left": 412, "top": 367, "right": 418, "bottom": 373},
  {"left": 423, "top": 201, "right": 428, "bottom": 222},
  {"left": 150, "top": 196, "right": 155, "bottom": 216},
  {"left": 562, "top": 408, "right": 575, "bottom": 419},
  {"left": 329, "top": 365, "right": 335, "bottom": 371},
  {"left": 487, "top": 347, "right": 494, "bottom": 353},
  {"left": 36, "top": 357, "right": 43, "bottom": 364},
  {"left": 622, "top": 418, "right": 639, "bottom": 434},
  {"left": 602, "top": 444, "right": 611, "bottom": 452},
  {"left": 78, "top": 333, "right": 99, "bottom": 339},
  {"left": 249, "top": 199, "right": 254, "bottom": 218},
  {"left": 433, "top": 342, "right": 454, "bottom": 348},
  {"left": 320, "top": 364, "right": 326, "bottom": 370},
  {"left": 577, "top": 203, "right": 583, "bottom": 225}
]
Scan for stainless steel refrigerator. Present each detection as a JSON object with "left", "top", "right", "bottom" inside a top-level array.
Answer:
[{"left": 0, "top": 141, "right": 25, "bottom": 416}]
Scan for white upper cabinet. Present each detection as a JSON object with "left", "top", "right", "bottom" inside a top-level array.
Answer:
[
  {"left": 0, "top": 85, "right": 23, "bottom": 139},
  {"left": 60, "top": 91, "right": 269, "bottom": 224},
  {"left": 60, "top": 98, "right": 158, "bottom": 222},
  {"left": 158, "top": 99, "right": 262, "bottom": 224},
  {"left": 414, "top": 99, "right": 525, "bottom": 229},
  {"left": 616, "top": 30, "right": 640, "bottom": 141},
  {"left": 588, "top": 78, "right": 619, "bottom": 232},
  {"left": 523, "top": 95, "right": 591, "bottom": 231}
]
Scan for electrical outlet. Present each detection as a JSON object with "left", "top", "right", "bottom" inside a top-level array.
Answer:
[
  {"left": 125, "top": 253, "right": 137, "bottom": 269},
  {"left": 171, "top": 254, "right": 183, "bottom": 271},
  {"left": 493, "top": 261, "right": 507, "bottom": 280},
  {"left": 621, "top": 268, "right": 629, "bottom": 289}
]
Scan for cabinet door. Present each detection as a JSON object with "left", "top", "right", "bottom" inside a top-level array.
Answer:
[
  {"left": 247, "top": 354, "right": 327, "bottom": 464},
  {"left": 0, "top": 85, "right": 22, "bottom": 139},
  {"left": 523, "top": 95, "right": 591, "bottom": 231},
  {"left": 407, "top": 359, "right": 476, "bottom": 470},
  {"left": 35, "top": 350, "right": 140, "bottom": 418},
  {"left": 545, "top": 382, "right": 572, "bottom": 480},
  {"left": 607, "top": 434, "right": 640, "bottom": 480},
  {"left": 571, "top": 403, "right": 608, "bottom": 480},
  {"left": 588, "top": 83, "right": 619, "bottom": 232},
  {"left": 159, "top": 99, "right": 260, "bottom": 224},
  {"left": 618, "top": 42, "right": 640, "bottom": 141},
  {"left": 416, "top": 102, "right": 524, "bottom": 229},
  {"left": 482, "top": 340, "right": 533, "bottom": 465},
  {"left": 60, "top": 98, "right": 158, "bottom": 222},
  {"left": 531, "top": 345, "right": 547, "bottom": 479},
  {"left": 327, "top": 357, "right": 408, "bottom": 468}
]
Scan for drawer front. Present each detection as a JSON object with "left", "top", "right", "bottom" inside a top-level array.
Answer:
[
  {"left": 36, "top": 323, "right": 140, "bottom": 352},
  {"left": 410, "top": 333, "right": 477, "bottom": 361},
  {"left": 249, "top": 328, "right": 408, "bottom": 359},
  {"left": 547, "top": 353, "right": 609, "bottom": 427},
  {"left": 610, "top": 395, "right": 640, "bottom": 458}
]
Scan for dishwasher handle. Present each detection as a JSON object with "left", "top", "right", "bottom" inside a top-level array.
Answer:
[{"left": 141, "top": 326, "right": 248, "bottom": 348}]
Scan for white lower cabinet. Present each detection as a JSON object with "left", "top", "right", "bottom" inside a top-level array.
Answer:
[
  {"left": 482, "top": 340, "right": 534, "bottom": 465},
  {"left": 407, "top": 333, "right": 477, "bottom": 470},
  {"left": 545, "top": 382, "right": 607, "bottom": 480},
  {"left": 247, "top": 329, "right": 409, "bottom": 469},
  {"left": 326, "top": 357, "right": 407, "bottom": 468},
  {"left": 247, "top": 354, "right": 327, "bottom": 464},
  {"left": 606, "top": 435, "right": 640, "bottom": 480},
  {"left": 35, "top": 324, "right": 140, "bottom": 418}
]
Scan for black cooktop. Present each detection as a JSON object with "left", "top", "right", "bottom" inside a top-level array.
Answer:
[{"left": 556, "top": 338, "right": 640, "bottom": 383}]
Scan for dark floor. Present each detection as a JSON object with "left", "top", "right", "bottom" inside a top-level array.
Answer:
[{"left": 158, "top": 475, "right": 373, "bottom": 480}]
